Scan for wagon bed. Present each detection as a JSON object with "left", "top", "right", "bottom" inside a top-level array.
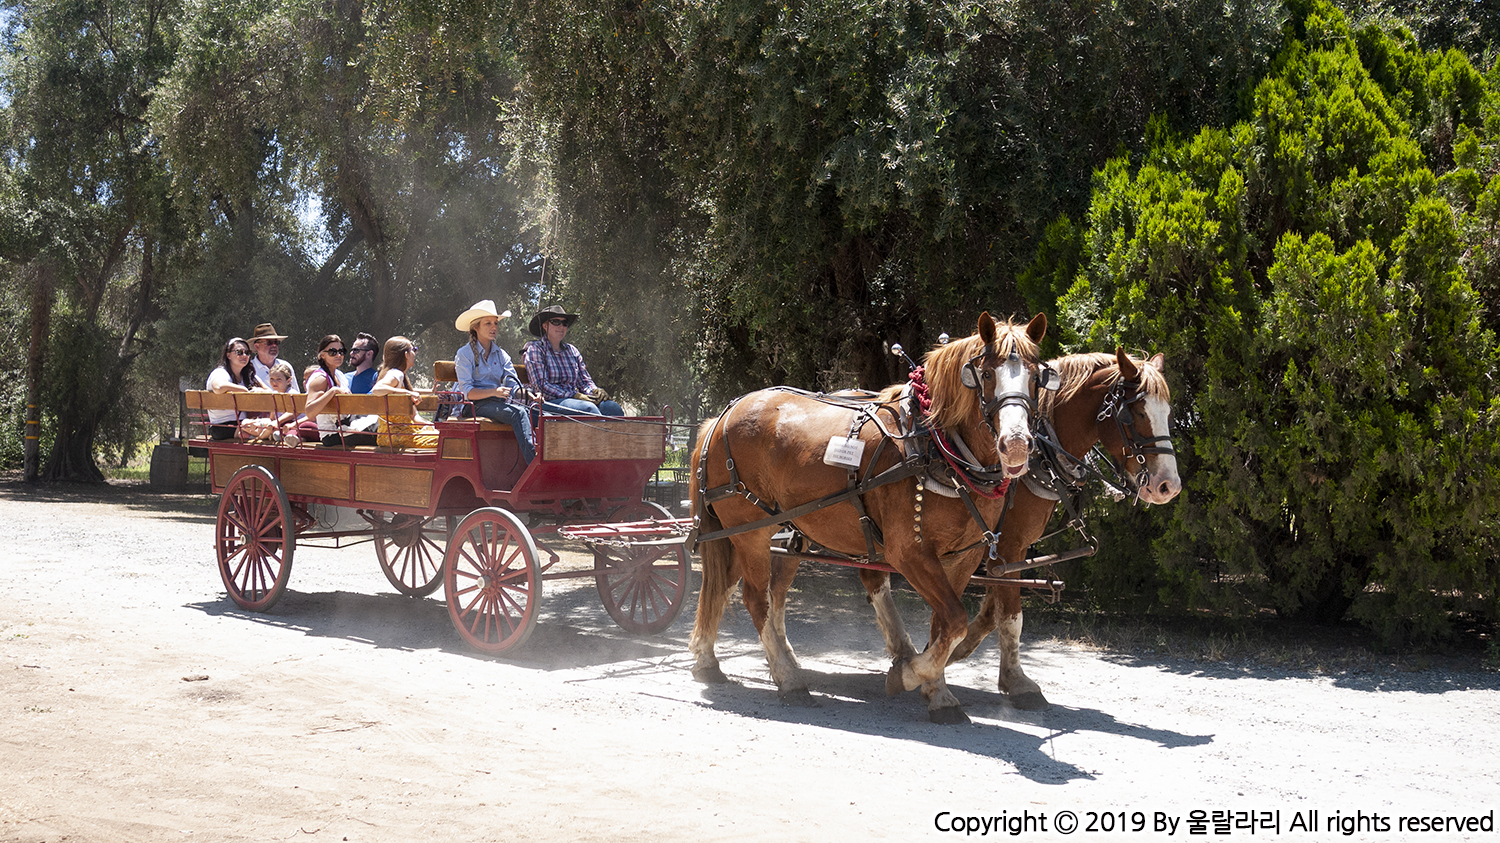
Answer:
[{"left": 186, "top": 376, "right": 689, "bottom": 654}]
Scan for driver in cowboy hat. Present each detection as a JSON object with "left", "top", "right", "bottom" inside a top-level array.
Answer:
[
  {"left": 522, "top": 305, "right": 623, "bottom": 417},
  {"left": 248, "top": 323, "right": 298, "bottom": 393},
  {"left": 452, "top": 300, "right": 536, "bottom": 465}
]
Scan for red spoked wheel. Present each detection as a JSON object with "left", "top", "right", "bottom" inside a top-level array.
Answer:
[
  {"left": 444, "top": 508, "right": 541, "bottom": 654},
  {"left": 372, "top": 513, "right": 452, "bottom": 597},
  {"left": 216, "top": 465, "right": 295, "bottom": 612},
  {"left": 594, "top": 500, "right": 689, "bottom": 635}
]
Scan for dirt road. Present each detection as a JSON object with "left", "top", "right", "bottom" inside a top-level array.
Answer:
[{"left": 1, "top": 481, "right": 1497, "bottom": 842}]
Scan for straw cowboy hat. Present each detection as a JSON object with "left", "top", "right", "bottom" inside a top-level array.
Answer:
[
  {"left": 454, "top": 300, "right": 512, "bottom": 332},
  {"left": 249, "top": 323, "right": 288, "bottom": 342},
  {"left": 528, "top": 305, "right": 580, "bottom": 337}
]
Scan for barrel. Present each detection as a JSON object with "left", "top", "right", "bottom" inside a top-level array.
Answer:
[{"left": 149, "top": 443, "right": 189, "bottom": 492}]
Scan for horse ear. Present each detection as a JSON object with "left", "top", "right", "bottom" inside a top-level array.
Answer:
[
  {"left": 977, "top": 311, "right": 996, "bottom": 345},
  {"left": 1026, "top": 312, "right": 1047, "bottom": 344},
  {"left": 1116, "top": 346, "right": 1140, "bottom": 381},
  {"left": 1147, "top": 352, "right": 1165, "bottom": 372}
]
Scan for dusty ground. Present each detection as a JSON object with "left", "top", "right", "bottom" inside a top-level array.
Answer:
[{"left": 2, "top": 479, "right": 1498, "bottom": 843}]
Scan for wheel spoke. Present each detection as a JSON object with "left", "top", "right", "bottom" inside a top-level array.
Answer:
[
  {"left": 216, "top": 467, "right": 293, "bottom": 612},
  {"left": 592, "top": 502, "right": 687, "bottom": 635},
  {"left": 444, "top": 509, "right": 539, "bottom": 653}
]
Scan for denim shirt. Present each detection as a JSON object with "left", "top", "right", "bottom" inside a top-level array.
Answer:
[{"left": 455, "top": 341, "right": 522, "bottom": 400}]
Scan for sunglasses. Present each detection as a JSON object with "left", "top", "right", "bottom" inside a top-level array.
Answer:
[
  {"left": 230, "top": 349, "right": 250, "bottom": 357},
  {"left": 324, "top": 348, "right": 345, "bottom": 355},
  {"left": 407, "top": 346, "right": 419, "bottom": 354},
  {"left": 256, "top": 339, "right": 280, "bottom": 346},
  {"left": 546, "top": 319, "right": 569, "bottom": 327}
]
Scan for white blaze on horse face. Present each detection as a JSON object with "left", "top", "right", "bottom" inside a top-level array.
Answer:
[
  {"left": 1136, "top": 394, "right": 1181, "bottom": 504},
  {"left": 992, "top": 353, "right": 1032, "bottom": 476}
]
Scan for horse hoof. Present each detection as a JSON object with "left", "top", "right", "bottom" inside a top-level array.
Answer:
[
  {"left": 692, "top": 664, "right": 731, "bottom": 684},
  {"left": 929, "top": 705, "right": 971, "bottom": 725},
  {"left": 886, "top": 662, "right": 907, "bottom": 697},
  {"left": 1008, "top": 691, "right": 1050, "bottom": 711},
  {"left": 778, "top": 687, "right": 819, "bottom": 707}
]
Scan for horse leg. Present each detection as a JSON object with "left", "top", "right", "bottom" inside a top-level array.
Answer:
[
  {"left": 884, "top": 565, "right": 972, "bottom": 724},
  {"left": 738, "top": 535, "right": 810, "bottom": 704},
  {"left": 859, "top": 570, "right": 919, "bottom": 664},
  {"left": 688, "top": 532, "right": 742, "bottom": 684},
  {"left": 993, "top": 585, "right": 1048, "bottom": 709},
  {"left": 948, "top": 583, "right": 1002, "bottom": 664},
  {"left": 764, "top": 553, "right": 815, "bottom": 706}
]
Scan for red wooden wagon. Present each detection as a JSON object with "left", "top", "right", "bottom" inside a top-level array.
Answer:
[{"left": 185, "top": 362, "right": 691, "bottom": 655}]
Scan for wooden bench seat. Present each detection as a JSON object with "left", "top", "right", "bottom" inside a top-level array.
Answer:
[{"left": 184, "top": 390, "right": 443, "bottom": 452}]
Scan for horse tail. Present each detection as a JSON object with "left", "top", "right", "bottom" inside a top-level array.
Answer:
[{"left": 689, "top": 415, "right": 738, "bottom": 675}]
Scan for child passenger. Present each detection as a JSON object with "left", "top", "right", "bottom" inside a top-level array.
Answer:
[{"left": 265, "top": 360, "right": 304, "bottom": 446}]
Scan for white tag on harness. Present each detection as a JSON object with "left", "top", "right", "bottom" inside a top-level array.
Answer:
[{"left": 823, "top": 436, "right": 866, "bottom": 470}]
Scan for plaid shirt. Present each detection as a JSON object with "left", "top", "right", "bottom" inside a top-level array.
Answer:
[{"left": 523, "top": 339, "right": 597, "bottom": 400}]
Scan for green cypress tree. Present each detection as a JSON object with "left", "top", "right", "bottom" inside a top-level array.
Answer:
[{"left": 1040, "top": 0, "right": 1500, "bottom": 641}]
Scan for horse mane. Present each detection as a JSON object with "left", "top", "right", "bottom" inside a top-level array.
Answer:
[
  {"left": 1041, "top": 351, "right": 1170, "bottom": 419},
  {"left": 921, "top": 318, "right": 1040, "bottom": 431}
]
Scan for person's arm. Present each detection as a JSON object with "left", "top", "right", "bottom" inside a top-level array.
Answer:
[
  {"left": 303, "top": 370, "right": 344, "bottom": 418},
  {"left": 572, "top": 345, "right": 599, "bottom": 394},
  {"left": 371, "top": 371, "right": 421, "bottom": 400},
  {"left": 209, "top": 368, "right": 251, "bottom": 394}
]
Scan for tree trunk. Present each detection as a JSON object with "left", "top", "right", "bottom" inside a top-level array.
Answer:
[{"left": 24, "top": 262, "right": 54, "bottom": 482}]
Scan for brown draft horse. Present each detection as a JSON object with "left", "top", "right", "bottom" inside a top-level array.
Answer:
[
  {"left": 689, "top": 313, "right": 1047, "bottom": 724},
  {"left": 942, "top": 349, "right": 1182, "bottom": 709}
]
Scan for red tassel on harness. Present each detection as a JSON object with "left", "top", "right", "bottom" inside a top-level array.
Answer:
[{"left": 909, "top": 366, "right": 1010, "bottom": 499}]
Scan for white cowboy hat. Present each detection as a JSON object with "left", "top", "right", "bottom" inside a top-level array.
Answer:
[{"left": 454, "top": 300, "right": 512, "bottom": 332}]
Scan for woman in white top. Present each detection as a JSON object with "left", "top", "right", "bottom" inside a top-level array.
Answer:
[
  {"left": 205, "top": 337, "right": 278, "bottom": 441},
  {"left": 303, "top": 334, "right": 378, "bottom": 447}
]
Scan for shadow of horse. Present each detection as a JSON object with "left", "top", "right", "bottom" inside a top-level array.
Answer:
[{"left": 691, "top": 662, "right": 1211, "bottom": 784}]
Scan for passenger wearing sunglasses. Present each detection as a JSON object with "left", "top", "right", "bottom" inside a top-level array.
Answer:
[
  {"left": 346, "top": 332, "right": 381, "bottom": 394},
  {"left": 305, "top": 334, "right": 378, "bottom": 447},
  {"left": 205, "top": 337, "right": 278, "bottom": 441},
  {"left": 248, "top": 322, "right": 299, "bottom": 393},
  {"left": 522, "top": 305, "right": 624, "bottom": 417}
]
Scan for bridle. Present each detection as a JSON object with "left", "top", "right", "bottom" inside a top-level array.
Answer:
[
  {"left": 959, "top": 347, "right": 1051, "bottom": 439},
  {"left": 1087, "top": 376, "right": 1176, "bottom": 497}
]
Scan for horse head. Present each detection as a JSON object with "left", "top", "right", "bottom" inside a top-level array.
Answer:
[
  {"left": 923, "top": 312, "right": 1047, "bottom": 478},
  {"left": 1098, "top": 348, "right": 1181, "bottom": 505}
]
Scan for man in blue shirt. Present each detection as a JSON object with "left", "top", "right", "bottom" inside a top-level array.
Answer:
[
  {"left": 453, "top": 300, "right": 536, "bottom": 465},
  {"left": 346, "top": 333, "right": 380, "bottom": 394}
]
